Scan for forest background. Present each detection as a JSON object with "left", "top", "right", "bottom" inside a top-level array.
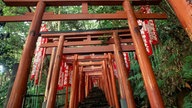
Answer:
[{"left": 0, "top": 0, "right": 192, "bottom": 108}]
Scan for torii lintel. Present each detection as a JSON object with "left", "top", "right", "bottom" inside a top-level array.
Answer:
[{"left": 3, "top": 0, "right": 162, "bottom": 6}]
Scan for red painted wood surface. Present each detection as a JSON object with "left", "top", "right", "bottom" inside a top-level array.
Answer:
[
  {"left": 40, "top": 39, "right": 133, "bottom": 48},
  {"left": 44, "top": 48, "right": 56, "bottom": 102},
  {"left": 3, "top": 0, "right": 161, "bottom": 6},
  {"left": 69, "top": 54, "right": 79, "bottom": 108},
  {"left": 47, "top": 35, "right": 65, "bottom": 108},
  {"left": 123, "top": 0, "right": 164, "bottom": 107},
  {"left": 85, "top": 75, "right": 89, "bottom": 97},
  {"left": 64, "top": 64, "right": 72, "bottom": 108},
  {"left": 78, "top": 67, "right": 85, "bottom": 102},
  {"left": 105, "top": 57, "right": 117, "bottom": 107},
  {"left": 45, "top": 45, "right": 135, "bottom": 54},
  {"left": 167, "top": 0, "right": 192, "bottom": 41},
  {"left": 108, "top": 53, "right": 120, "bottom": 108},
  {"left": 113, "top": 31, "right": 136, "bottom": 108},
  {"left": 0, "top": 12, "right": 167, "bottom": 22},
  {"left": 6, "top": 2, "right": 46, "bottom": 108}
]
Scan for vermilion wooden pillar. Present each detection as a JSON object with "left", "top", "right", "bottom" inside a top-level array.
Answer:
[
  {"left": 81, "top": 72, "right": 86, "bottom": 100},
  {"left": 82, "top": 2, "right": 88, "bottom": 14},
  {"left": 112, "top": 35, "right": 127, "bottom": 107},
  {"left": 98, "top": 77, "right": 103, "bottom": 90},
  {"left": 81, "top": 72, "right": 85, "bottom": 100},
  {"left": 113, "top": 32, "right": 136, "bottom": 108},
  {"left": 88, "top": 76, "right": 91, "bottom": 92},
  {"left": 108, "top": 53, "right": 120, "bottom": 108},
  {"left": 105, "top": 59, "right": 115, "bottom": 107},
  {"left": 44, "top": 48, "right": 56, "bottom": 103},
  {"left": 102, "top": 60, "right": 113, "bottom": 106},
  {"left": 7, "top": 1, "right": 46, "bottom": 108},
  {"left": 78, "top": 66, "right": 82, "bottom": 102},
  {"left": 88, "top": 77, "right": 93, "bottom": 91},
  {"left": 74, "top": 67, "right": 80, "bottom": 106},
  {"left": 69, "top": 54, "right": 79, "bottom": 108},
  {"left": 167, "top": 0, "right": 192, "bottom": 41},
  {"left": 98, "top": 77, "right": 102, "bottom": 90},
  {"left": 78, "top": 67, "right": 85, "bottom": 102},
  {"left": 123, "top": 0, "right": 164, "bottom": 107},
  {"left": 85, "top": 75, "right": 89, "bottom": 97},
  {"left": 47, "top": 35, "right": 65, "bottom": 108},
  {"left": 65, "top": 65, "right": 72, "bottom": 108},
  {"left": 113, "top": 54, "right": 126, "bottom": 107}
]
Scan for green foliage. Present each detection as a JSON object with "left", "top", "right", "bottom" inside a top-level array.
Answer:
[
  {"left": 98, "top": 34, "right": 109, "bottom": 45},
  {"left": 0, "top": 77, "right": 9, "bottom": 106},
  {"left": 128, "top": 52, "right": 149, "bottom": 107},
  {"left": 0, "top": 34, "right": 23, "bottom": 70},
  {"left": 182, "top": 56, "right": 192, "bottom": 81},
  {"left": 152, "top": 1, "right": 192, "bottom": 106},
  {"left": 0, "top": 1, "right": 29, "bottom": 107},
  {"left": 24, "top": 56, "right": 49, "bottom": 108},
  {"left": 89, "top": 6, "right": 122, "bottom": 14},
  {"left": 183, "top": 92, "right": 192, "bottom": 108},
  {"left": 0, "top": 0, "right": 29, "bottom": 72},
  {"left": 45, "top": 5, "right": 127, "bottom": 31}
]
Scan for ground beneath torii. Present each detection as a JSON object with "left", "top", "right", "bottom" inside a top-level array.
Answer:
[{"left": 78, "top": 87, "right": 110, "bottom": 108}]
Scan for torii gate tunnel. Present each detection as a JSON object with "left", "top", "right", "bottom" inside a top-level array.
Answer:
[{"left": 0, "top": 0, "right": 191, "bottom": 108}]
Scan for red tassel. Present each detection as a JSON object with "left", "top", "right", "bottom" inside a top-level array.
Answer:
[{"left": 31, "top": 24, "right": 48, "bottom": 85}]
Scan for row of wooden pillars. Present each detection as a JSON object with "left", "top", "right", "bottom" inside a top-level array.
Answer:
[
  {"left": 41, "top": 43, "right": 126, "bottom": 108},
  {"left": 7, "top": 0, "right": 166, "bottom": 108},
  {"left": 43, "top": 38, "right": 71, "bottom": 108},
  {"left": 68, "top": 53, "right": 121, "bottom": 108},
  {"left": 41, "top": 32, "right": 134, "bottom": 108},
  {"left": 67, "top": 52, "right": 132, "bottom": 108}
]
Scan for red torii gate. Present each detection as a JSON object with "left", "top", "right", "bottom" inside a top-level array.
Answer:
[
  {"left": 1, "top": 0, "right": 191, "bottom": 108},
  {"left": 2, "top": 0, "right": 165, "bottom": 108},
  {"left": 40, "top": 29, "right": 135, "bottom": 108}
]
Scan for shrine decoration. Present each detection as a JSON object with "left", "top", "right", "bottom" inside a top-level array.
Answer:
[
  {"left": 123, "top": 52, "right": 131, "bottom": 72},
  {"left": 113, "top": 52, "right": 131, "bottom": 78},
  {"left": 30, "top": 24, "right": 48, "bottom": 85},
  {"left": 113, "top": 61, "right": 118, "bottom": 78},
  {"left": 137, "top": 5, "right": 159, "bottom": 56},
  {"left": 57, "top": 56, "right": 66, "bottom": 90}
]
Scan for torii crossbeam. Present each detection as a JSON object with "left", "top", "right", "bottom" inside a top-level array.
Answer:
[{"left": 3, "top": 0, "right": 162, "bottom": 6}]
